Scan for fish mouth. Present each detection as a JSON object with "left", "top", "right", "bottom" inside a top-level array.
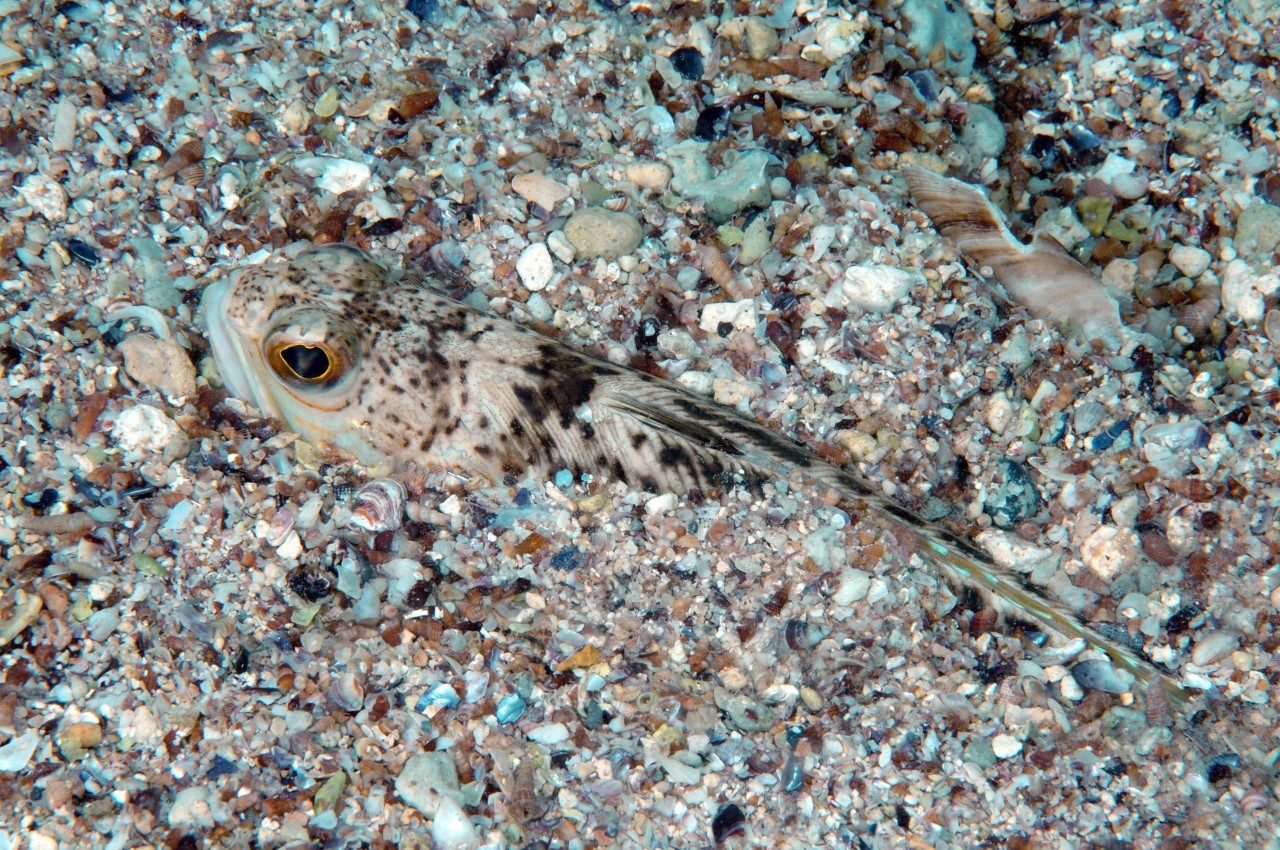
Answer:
[{"left": 201, "top": 277, "right": 283, "bottom": 421}]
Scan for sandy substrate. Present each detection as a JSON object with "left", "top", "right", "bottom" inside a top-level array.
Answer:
[{"left": 2, "top": 0, "right": 1279, "bottom": 847}]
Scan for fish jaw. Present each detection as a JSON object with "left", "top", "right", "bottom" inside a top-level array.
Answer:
[{"left": 202, "top": 276, "right": 283, "bottom": 420}]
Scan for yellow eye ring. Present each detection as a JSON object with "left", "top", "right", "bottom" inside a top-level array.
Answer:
[{"left": 267, "top": 341, "right": 341, "bottom": 384}]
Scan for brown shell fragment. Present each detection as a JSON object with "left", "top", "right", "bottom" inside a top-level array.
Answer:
[
  {"left": 177, "top": 163, "right": 206, "bottom": 188},
  {"left": 902, "top": 165, "right": 1125, "bottom": 351},
  {"left": 157, "top": 140, "right": 205, "bottom": 180}
]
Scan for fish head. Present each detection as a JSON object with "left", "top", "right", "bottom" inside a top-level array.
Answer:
[{"left": 201, "top": 244, "right": 392, "bottom": 465}]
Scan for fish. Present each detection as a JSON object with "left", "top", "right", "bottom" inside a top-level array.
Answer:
[{"left": 201, "top": 242, "right": 1191, "bottom": 708}]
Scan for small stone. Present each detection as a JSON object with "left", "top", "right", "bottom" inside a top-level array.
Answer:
[
  {"left": 1191, "top": 631, "right": 1238, "bottom": 667},
  {"left": 986, "top": 393, "right": 1013, "bottom": 435},
  {"left": 51, "top": 99, "right": 77, "bottom": 152},
  {"left": 645, "top": 492, "right": 676, "bottom": 516},
  {"left": 1220, "top": 259, "right": 1279, "bottom": 325},
  {"left": 1168, "top": 245, "right": 1211, "bottom": 278},
  {"left": 119, "top": 334, "right": 197, "bottom": 400},
  {"left": 512, "top": 172, "right": 571, "bottom": 211},
  {"left": 168, "top": 786, "right": 217, "bottom": 829},
  {"left": 666, "top": 142, "right": 777, "bottom": 222},
  {"left": 314, "top": 87, "right": 340, "bottom": 118},
  {"left": 527, "top": 723, "right": 571, "bottom": 745},
  {"left": 17, "top": 174, "right": 68, "bottom": 222},
  {"left": 962, "top": 104, "right": 1006, "bottom": 160},
  {"left": 669, "top": 46, "right": 704, "bottom": 81},
  {"left": 1234, "top": 202, "right": 1280, "bottom": 258},
  {"left": 1071, "top": 658, "right": 1135, "bottom": 694},
  {"left": 737, "top": 214, "right": 770, "bottom": 265},
  {"left": 430, "top": 794, "right": 480, "bottom": 850},
  {"left": 991, "top": 734, "right": 1023, "bottom": 759},
  {"left": 624, "top": 161, "right": 672, "bottom": 192},
  {"left": 1077, "top": 196, "right": 1114, "bottom": 237},
  {"left": 516, "top": 243, "right": 555, "bottom": 292},
  {"left": 396, "top": 752, "right": 462, "bottom": 816},
  {"left": 546, "top": 230, "right": 576, "bottom": 264},
  {"left": 113, "top": 404, "right": 181, "bottom": 454},
  {"left": 826, "top": 263, "right": 922, "bottom": 313},
  {"left": 814, "top": 15, "right": 868, "bottom": 62},
  {"left": 57, "top": 721, "right": 103, "bottom": 760},
  {"left": 740, "top": 16, "right": 780, "bottom": 60},
  {"left": 292, "top": 156, "right": 371, "bottom": 195},
  {"left": 1093, "top": 152, "right": 1137, "bottom": 183},
  {"left": 556, "top": 645, "right": 603, "bottom": 672},
  {"left": 0, "top": 590, "right": 43, "bottom": 648},
  {"left": 833, "top": 569, "right": 871, "bottom": 605},
  {"left": 0, "top": 731, "right": 39, "bottom": 772},
  {"left": 0, "top": 42, "right": 24, "bottom": 77},
  {"left": 1080, "top": 525, "right": 1138, "bottom": 581},
  {"left": 699, "top": 299, "right": 757, "bottom": 333},
  {"left": 563, "top": 208, "right": 644, "bottom": 258}
]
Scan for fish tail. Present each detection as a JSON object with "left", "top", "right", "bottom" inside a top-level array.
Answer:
[
  {"left": 912, "top": 512, "right": 1190, "bottom": 708},
  {"left": 820, "top": 467, "right": 1192, "bottom": 709}
]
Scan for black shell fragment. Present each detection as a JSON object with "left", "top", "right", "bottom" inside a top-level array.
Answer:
[
  {"left": 670, "top": 47, "right": 704, "bottom": 81},
  {"left": 695, "top": 103, "right": 733, "bottom": 141},
  {"left": 711, "top": 802, "right": 746, "bottom": 843}
]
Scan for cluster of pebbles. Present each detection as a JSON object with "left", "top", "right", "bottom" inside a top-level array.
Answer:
[{"left": 2, "top": 0, "right": 1279, "bottom": 846}]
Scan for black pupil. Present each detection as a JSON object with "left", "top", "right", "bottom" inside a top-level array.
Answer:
[{"left": 281, "top": 345, "right": 331, "bottom": 380}]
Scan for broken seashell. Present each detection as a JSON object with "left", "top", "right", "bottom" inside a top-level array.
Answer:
[
  {"left": 350, "top": 478, "right": 408, "bottom": 533},
  {"left": 157, "top": 139, "right": 204, "bottom": 180},
  {"left": 903, "top": 165, "right": 1125, "bottom": 351}
]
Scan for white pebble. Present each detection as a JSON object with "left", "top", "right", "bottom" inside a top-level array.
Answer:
[
  {"left": 51, "top": 98, "right": 77, "bottom": 152},
  {"left": 396, "top": 752, "right": 461, "bottom": 816},
  {"left": 991, "top": 734, "right": 1023, "bottom": 759},
  {"left": 1191, "top": 631, "right": 1238, "bottom": 667},
  {"left": 986, "top": 392, "right": 1013, "bottom": 435},
  {"left": 430, "top": 795, "right": 480, "bottom": 850},
  {"left": 833, "top": 569, "right": 871, "bottom": 605},
  {"left": 624, "top": 161, "right": 672, "bottom": 191},
  {"left": 0, "top": 731, "right": 39, "bottom": 772},
  {"left": 17, "top": 174, "right": 68, "bottom": 222},
  {"left": 512, "top": 172, "right": 570, "bottom": 211},
  {"left": 826, "top": 263, "right": 921, "bottom": 313},
  {"left": 1220, "top": 259, "right": 1279, "bottom": 325},
  {"left": 645, "top": 492, "right": 676, "bottom": 517},
  {"left": 699, "top": 299, "right": 757, "bottom": 333},
  {"left": 1168, "top": 245, "right": 1211, "bottom": 278},
  {"left": 168, "top": 786, "right": 216, "bottom": 829},
  {"left": 547, "top": 230, "right": 576, "bottom": 264},
  {"left": 516, "top": 243, "right": 555, "bottom": 292},
  {"left": 292, "top": 156, "right": 372, "bottom": 195},
  {"left": 1080, "top": 525, "right": 1138, "bottom": 581},
  {"left": 113, "top": 404, "right": 180, "bottom": 454},
  {"left": 527, "top": 722, "right": 570, "bottom": 745}
]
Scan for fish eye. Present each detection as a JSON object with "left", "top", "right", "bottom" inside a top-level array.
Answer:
[
  {"left": 266, "top": 337, "right": 350, "bottom": 387},
  {"left": 279, "top": 344, "right": 333, "bottom": 381}
]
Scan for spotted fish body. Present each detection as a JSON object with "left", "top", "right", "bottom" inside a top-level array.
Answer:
[{"left": 203, "top": 243, "right": 1190, "bottom": 707}]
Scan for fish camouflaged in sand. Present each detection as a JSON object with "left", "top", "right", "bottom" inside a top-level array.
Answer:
[{"left": 202, "top": 242, "right": 1191, "bottom": 708}]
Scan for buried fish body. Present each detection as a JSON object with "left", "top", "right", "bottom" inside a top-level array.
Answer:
[{"left": 202, "top": 242, "right": 1191, "bottom": 708}]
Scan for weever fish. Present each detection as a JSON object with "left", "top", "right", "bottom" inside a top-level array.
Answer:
[{"left": 201, "top": 241, "right": 1193, "bottom": 709}]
